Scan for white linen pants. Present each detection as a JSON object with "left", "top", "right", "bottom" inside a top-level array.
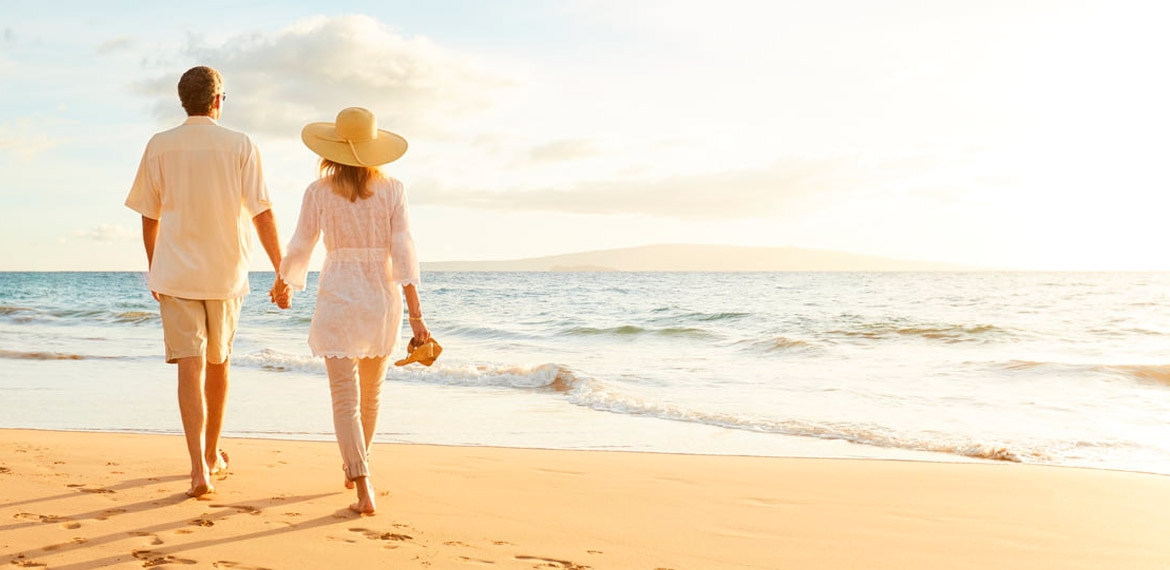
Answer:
[{"left": 325, "top": 356, "right": 389, "bottom": 480}]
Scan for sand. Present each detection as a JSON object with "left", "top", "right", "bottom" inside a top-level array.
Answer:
[{"left": 2, "top": 429, "right": 1169, "bottom": 569}]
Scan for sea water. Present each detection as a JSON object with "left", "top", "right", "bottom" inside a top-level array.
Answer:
[{"left": 3, "top": 271, "right": 1170, "bottom": 474}]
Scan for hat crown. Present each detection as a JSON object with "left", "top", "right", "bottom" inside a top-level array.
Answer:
[{"left": 334, "top": 107, "right": 377, "bottom": 142}]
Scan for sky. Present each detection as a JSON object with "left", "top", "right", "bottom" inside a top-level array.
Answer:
[{"left": 1, "top": 0, "right": 1169, "bottom": 271}]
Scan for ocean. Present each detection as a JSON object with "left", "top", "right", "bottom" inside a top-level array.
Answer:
[{"left": 3, "top": 271, "right": 1170, "bottom": 474}]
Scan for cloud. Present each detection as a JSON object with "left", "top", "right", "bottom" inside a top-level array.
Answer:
[
  {"left": 136, "top": 15, "right": 515, "bottom": 140},
  {"left": 416, "top": 155, "right": 935, "bottom": 220},
  {"left": 70, "top": 224, "right": 136, "bottom": 242},
  {"left": 96, "top": 36, "right": 134, "bottom": 55},
  {"left": 526, "top": 138, "right": 601, "bottom": 164},
  {"left": 0, "top": 118, "right": 63, "bottom": 162}
]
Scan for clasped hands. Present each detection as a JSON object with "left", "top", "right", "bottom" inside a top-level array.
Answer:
[{"left": 269, "top": 277, "right": 292, "bottom": 309}]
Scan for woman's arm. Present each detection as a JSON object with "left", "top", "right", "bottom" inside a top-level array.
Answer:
[{"left": 403, "top": 283, "right": 430, "bottom": 343}]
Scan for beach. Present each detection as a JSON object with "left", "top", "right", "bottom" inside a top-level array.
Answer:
[{"left": 3, "top": 429, "right": 1170, "bottom": 569}]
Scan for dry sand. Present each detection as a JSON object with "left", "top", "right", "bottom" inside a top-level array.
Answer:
[{"left": 2, "top": 429, "right": 1169, "bottom": 569}]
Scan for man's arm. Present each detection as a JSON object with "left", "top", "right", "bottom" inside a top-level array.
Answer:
[
  {"left": 141, "top": 216, "right": 160, "bottom": 301},
  {"left": 253, "top": 209, "right": 291, "bottom": 309}
]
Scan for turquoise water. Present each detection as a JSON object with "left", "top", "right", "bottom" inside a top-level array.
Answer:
[{"left": 3, "top": 271, "right": 1170, "bottom": 473}]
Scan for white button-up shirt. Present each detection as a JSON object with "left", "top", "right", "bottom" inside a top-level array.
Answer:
[{"left": 125, "top": 115, "right": 271, "bottom": 299}]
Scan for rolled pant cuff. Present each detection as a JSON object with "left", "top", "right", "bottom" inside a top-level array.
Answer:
[{"left": 343, "top": 463, "right": 370, "bottom": 481}]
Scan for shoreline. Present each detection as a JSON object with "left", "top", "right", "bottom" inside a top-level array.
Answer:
[{"left": 3, "top": 429, "right": 1170, "bottom": 569}]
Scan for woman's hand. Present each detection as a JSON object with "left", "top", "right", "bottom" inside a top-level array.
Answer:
[{"left": 270, "top": 277, "right": 292, "bottom": 309}]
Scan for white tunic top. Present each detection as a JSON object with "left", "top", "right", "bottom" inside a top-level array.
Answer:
[{"left": 279, "top": 177, "right": 420, "bottom": 358}]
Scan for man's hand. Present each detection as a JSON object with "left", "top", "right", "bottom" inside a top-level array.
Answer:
[{"left": 269, "top": 277, "right": 292, "bottom": 309}]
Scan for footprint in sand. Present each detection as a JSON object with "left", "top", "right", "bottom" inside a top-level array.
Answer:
[
  {"left": 189, "top": 518, "right": 215, "bottom": 527},
  {"left": 0, "top": 466, "right": 11, "bottom": 474},
  {"left": 66, "top": 483, "right": 116, "bottom": 494},
  {"left": 10, "top": 555, "right": 47, "bottom": 568},
  {"left": 210, "top": 504, "right": 262, "bottom": 515},
  {"left": 95, "top": 508, "right": 128, "bottom": 520},
  {"left": 514, "top": 555, "right": 591, "bottom": 570},
  {"left": 131, "top": 549, "right": 197, "bottom": 567},
  {"left": 348, "top": 527, "right": 413, "bottom": 542},
  {"left": 212, "top": 561, "right": 274, "bottom": 570},
  {"left": 457, "top": 555, "right": 496, "bottom": 565},
  {"left": 41, "top": 537, "right": 89, "bottom": 551},
  {"left": 128, "top": 531, "right": 164, "bottom": 546},
  {"left": 13, "top": 513, "right": 79, "bottom": 529}
]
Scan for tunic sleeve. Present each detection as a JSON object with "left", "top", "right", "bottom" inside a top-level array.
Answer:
[
  {"left": 279, "top": 186, "right": 320, "bottom": 291},
  {"left": 389, "top": 179, "right": 420, "bottom": 287}
]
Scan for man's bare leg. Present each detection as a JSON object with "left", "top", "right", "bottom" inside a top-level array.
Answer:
[
  {"left": 176, "top": 356, "right": 212, "bottom": 496},
  {"left": 204, "top": 358, "right": 230, "bottom": 475}
]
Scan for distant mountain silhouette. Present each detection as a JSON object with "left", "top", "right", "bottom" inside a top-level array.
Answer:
[{"left": 421, "top": 244, "right": 980, "bottom": 272}]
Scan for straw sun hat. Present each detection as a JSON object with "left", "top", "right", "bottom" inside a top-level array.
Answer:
[{"left": 301, "top": 107, "right": 407, "bottom": 167}]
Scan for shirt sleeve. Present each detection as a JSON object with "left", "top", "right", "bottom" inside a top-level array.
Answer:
[
  {"left": 241, "top": 137, "right": 272, "bottom": 217},
  {"left": 124, "top": 142, "right": 162, "bottom": 219},
  {"left": 279, "top": 186, "right": 320, "bottom": 291},
  {"left": 389, "top": 179, "right": 421, "bottom": 287}
]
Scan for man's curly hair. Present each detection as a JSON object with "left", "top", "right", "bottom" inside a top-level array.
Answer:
[{"left": 177, "top": 66, "right": 222, "bottom": 116}]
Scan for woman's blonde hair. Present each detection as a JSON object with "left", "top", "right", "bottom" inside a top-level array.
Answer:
[{"left": 319, "top": 158, "right": 383, "bottom": 202}]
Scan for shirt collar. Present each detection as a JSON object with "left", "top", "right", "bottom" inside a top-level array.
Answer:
[{"left": 183, "top": 115, "right": 219, "bottom": 126}]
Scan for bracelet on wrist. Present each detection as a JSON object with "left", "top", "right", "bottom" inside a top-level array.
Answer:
[{"left": 409, "top": 315, "right": 424, "bottom": 321}]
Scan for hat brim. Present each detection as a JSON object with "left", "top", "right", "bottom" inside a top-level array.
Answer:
[{"left": 301, "top": 122, "right": 408, "bottom": 167}]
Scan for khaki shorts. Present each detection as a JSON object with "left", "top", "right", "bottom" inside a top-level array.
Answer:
[{"left": 158, "top": 295, "right": 243, "bottom": 364}]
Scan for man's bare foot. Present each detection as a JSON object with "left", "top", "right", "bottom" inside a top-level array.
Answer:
[
  {"left": 348, "top": 477, "right": 376, "bottom": 515},
  {"left": 186, "top": 479, "right": 215, "bottom": 498},
  {"left": 208, "top": 449, "right": 230, "bottom": 476},
  {"left": 187, "top": 467, "right": 215, "bottom": 498}
]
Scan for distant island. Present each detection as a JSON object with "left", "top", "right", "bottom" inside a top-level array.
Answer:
[{"left": 420, "top": 244, "right": 980, "bottom": 272}]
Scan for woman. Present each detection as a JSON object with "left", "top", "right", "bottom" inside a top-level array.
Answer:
[{"left": 279, "top": 107, "right": 429, "bottom": 515}]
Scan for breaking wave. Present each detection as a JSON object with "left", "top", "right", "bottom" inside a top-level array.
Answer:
[
  {"left": 231, "top": 348, "right": 1030, "bottom": 463},
  {"left": 563, "top": 325, "right": 713, "bottom": 339},
  {"left": 997, "top": 360, "right": 1170, "bottom": 385},
  {"left": 0, "top": 349, "right": 120, "bottom": 361},
  {"left": 828, "top": 321, "right": 1011, "bottom": 344}
]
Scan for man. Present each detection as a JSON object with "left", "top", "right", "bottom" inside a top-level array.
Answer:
[{"left": 125, "top": 66, "right": 291, "bottom": 498}]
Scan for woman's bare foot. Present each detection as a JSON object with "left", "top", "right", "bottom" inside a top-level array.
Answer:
[{"left": 348, "top": 476, "right": 376, "bottom": 515}]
